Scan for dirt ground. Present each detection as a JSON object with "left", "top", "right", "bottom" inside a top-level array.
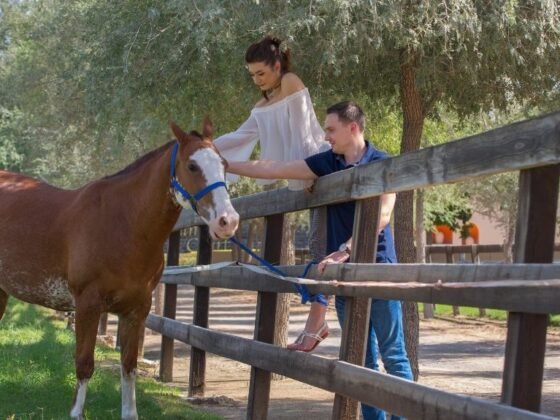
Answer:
[{"left": 111, "top": 287, "right": 560, "bottom": 419}]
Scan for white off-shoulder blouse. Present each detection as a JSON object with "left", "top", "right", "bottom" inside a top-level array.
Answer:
[{"left": 214, "top": 88, "right": 329, "bottom": 191}]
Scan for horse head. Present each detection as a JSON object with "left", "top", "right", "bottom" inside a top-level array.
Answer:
[{"left": 170, "top": 119, "right": 239, "bottom": 240}]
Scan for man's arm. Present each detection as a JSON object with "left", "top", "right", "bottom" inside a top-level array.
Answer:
[
  {"left": 378, "top": 192, "right": 396, "bottom": 232},
  {"left": 339, "top": 192, "right": 396, "bottom": 251},
  {"left": 318, "top": 192, "right": 396, "bottom": 273},
  {"left": 227, "top": 159, "right": 318, "bottom": 181}
]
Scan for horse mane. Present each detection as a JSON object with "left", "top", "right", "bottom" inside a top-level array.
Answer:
[
  {"left": 103, "top": 131, "right": 205, "bottom": 180},
  {"left": 102, "top": 141, "right": 174, "bottom": 180}
]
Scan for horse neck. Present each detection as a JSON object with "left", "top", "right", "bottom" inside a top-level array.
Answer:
[{"left": 109, "top": 144, "right": 181, "bottom": 246}]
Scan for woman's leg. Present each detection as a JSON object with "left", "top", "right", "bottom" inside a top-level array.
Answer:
[
  {"left": 287, "top": 300, "right": 329, "bottom": 351},
  {"left": 287, "top": 207, "right": 329, "bottom": 352}
]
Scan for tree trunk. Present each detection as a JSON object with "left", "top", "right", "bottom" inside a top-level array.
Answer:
[
  {"left": 394, "top": 53, "right": 424, "bottom": 381},
  {"left": 504, "top": 218, "right": 516, "bottom": 263},
  {"left": 272, "top": 216, "right": 295, "bottom": 381},
  {"left": 262, "top": 183, "right": 294, "bottom": 381}
]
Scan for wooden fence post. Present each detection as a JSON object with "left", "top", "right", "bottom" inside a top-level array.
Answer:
[
  {"left": 469, "top": 245, "right": 486, "bottom": 317},
  {"left": 501, "top": 164, "right": 559, "bottom": 412},
  {"left": 423, "top": 240, "right": 435, "bottom": 319},
  {"left": 246, "top": 214, "right": 284, "bottom": 420},
  {"left": 159, "top": 230, "right": 181, "bottom": 382},
  {"left": 332, "top": 197, "right": 380, "bottom": 420},
  {"left": 97, "top": 312, "right": 108, "bottom": 335},
  {"left": 446, "top": 247, "right": 460, "bottom": 316},
  {"left": 188, "top": 225, "right": 212, "bottom": 396}
]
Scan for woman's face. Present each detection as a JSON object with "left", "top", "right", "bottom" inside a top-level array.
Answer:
[{"left": 246, "top": 61, "right": 281, "bottom": 91}]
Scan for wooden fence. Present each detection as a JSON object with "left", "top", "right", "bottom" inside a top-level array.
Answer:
[{"left": 146, "top": 112, "right": 560, "bottom": 419}]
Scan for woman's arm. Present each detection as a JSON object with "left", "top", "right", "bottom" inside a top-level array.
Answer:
[
  {"left": 285, "top": 84, "right": 328, "bottom": 159},
  {"left": 213, "top": 115, "right": 258, "bottom": 157},
  {"left": 228, "top": 159, "right": 318, "bottom": 181}
]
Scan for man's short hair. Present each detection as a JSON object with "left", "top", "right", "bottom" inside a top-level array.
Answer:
[{"left": 326, "top": 101, "right": 365, "bottom": 132}]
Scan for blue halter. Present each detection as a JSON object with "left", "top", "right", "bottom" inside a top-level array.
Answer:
[{"left": 169, "top": 142, "right": 227, "bottom": 214}]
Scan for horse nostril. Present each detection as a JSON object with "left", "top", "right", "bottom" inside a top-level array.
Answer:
[{"left": 219, "top": 216, "right": 228, "bottom": 227}]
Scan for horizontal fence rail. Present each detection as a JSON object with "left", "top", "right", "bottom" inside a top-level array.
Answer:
[
  {"left": 146, "top": 314, "right": 554, "bottom": 420},
  {"left": 161, "top": 263, "right": 560, "bottom": 314}
]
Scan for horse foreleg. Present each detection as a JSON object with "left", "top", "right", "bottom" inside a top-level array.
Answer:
[
  {"left": 0, "top": 288, "right": 8, "bottom": 321},
  {"left": 70, "top": 303, "right": 101, "bottom": 419},
  {"left": 118, "top": 308, "right": 148, "bottom": 420}
]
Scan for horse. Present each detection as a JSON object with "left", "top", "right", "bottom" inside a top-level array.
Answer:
[{"left": 0, "top": 119, "right": 239, "bottom": 419}]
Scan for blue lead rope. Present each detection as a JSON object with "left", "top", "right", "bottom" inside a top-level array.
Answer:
[{"left": 229, "top": 236, "right": 327, "bottom": 306}]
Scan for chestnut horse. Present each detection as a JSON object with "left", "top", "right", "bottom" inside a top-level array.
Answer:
[{"left": 0, "top": 120, "right": 239, "bottom": 419}]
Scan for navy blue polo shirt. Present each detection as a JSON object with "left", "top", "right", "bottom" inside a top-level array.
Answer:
[{"left": 305, "top": 141, "right": 397, "bottom": 263}]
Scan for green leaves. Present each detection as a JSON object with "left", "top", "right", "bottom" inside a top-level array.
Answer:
[{"left": 0, "top": 0, "right": 558, "bottom": 187}]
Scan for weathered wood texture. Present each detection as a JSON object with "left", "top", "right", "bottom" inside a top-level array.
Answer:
[
  {"left": 175, "top": 112, "right": 560, "bottom": 229},
  {"left": 501, "top": 164, "right": 560, "bottom": 412},
  {"left": 333, "top": 197, "right": 380, "bottom": 419},
  {"left": 160, "top": 265, "right": 560, "bottom": 314},
  {"left": 159, "top": 230, "right": 180, "bottom": 382},
  {"left": 145, "top": 314, "right": 554, "bottom": 420},
  {"left": 247, "top": 214, "right": 284, "bottom": 420},
  {"left": 189, "top": 225, "right": 212, "bottom": 397},
  {"left": 163, "top": 262, "right": 560, "bottom": 284}
]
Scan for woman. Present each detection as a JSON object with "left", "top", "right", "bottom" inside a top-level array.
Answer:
[{"left": 214, "top": 36, "right": 329, "bottom": 352}]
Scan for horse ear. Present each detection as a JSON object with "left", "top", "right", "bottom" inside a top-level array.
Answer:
[
  {"left": 169, "top": 121, "right": 191, "bottom": 144},
  {"left": 202, "top": 116, "right": 213, "bottom": 140}
]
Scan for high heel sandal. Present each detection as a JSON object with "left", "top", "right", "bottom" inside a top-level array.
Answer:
[{"left": 287, "top": 322, "right": 329, "bottom": 352}]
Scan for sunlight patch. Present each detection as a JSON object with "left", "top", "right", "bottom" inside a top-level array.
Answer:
[
  {"left": 54, "top": 329, "right": 74, "bottom": 345},
  {"left": 0, "top": 327, "right": 44, "bottom": 345}
]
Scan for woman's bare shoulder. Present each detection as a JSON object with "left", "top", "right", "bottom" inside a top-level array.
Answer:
[{"left": 281, "top": 73, "right": 306, "bottom": 95}]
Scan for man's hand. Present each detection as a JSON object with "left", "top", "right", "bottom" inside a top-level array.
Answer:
[{"left": 317, "top": 250, "right": 350, "bottom": 274}]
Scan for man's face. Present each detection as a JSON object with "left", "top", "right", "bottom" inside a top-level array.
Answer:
[{"left": 324, "top": 113, "right": 353, "bottom": 154}]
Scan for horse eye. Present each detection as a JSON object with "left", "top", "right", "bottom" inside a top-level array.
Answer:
[{"left": 187, "top": 163, "right": 199, "bottom": 172}]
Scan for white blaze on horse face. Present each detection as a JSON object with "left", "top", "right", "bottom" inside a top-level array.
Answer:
[
  {"left": 70, "top": 379, "right": 88, "bottom": 419},
  {"left": 190, "top": 148, "right": 239, "bottom": 239},
  {"left": 121, "top": 368, "right": 138, "bottom": 420}
]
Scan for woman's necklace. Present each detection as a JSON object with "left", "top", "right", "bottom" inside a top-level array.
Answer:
[{"left": 266, "top": 77, "right": 282, "bottom": 99}]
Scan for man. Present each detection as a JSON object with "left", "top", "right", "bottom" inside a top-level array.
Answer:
[{"left": 228, "top": 101, "right": 412, "bottom": 420}]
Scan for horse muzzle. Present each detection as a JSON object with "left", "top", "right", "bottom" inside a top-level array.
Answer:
[{"left": 209, "top": 210, "right": 239, "bottom": 240}]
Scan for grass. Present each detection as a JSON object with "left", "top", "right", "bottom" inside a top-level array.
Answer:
[
  {"left": 420, "top": 303, "right": 560, "bottom": 327},
  {"left": 0, "top": 299, "right": 220, "bottom": 420}
]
